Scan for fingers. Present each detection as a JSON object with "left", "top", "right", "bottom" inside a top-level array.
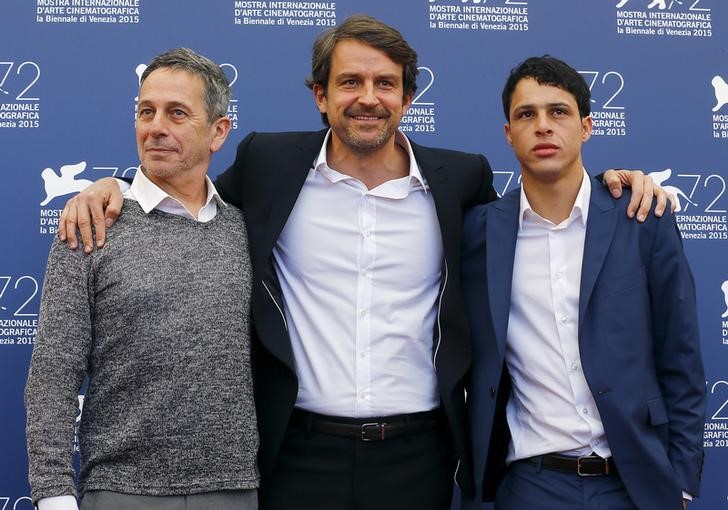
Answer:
[
  {"left": 652, "top": 186, "right": 671, "bottom": 218},
  {"left": 99, "top": 192, "right": 124, "bottom": 247},
  {"left": 624, "top": 170, "right": 646, "bottom": 220},
  {"left": 633, "top": 173, "right": 655, "bottom": 222},
  {"left": 55, "top": 178, "right": 123, "bottom": 252},
  {"left": 77, "top": 193, "right": 97, "bottom": 254},
  {"left": 59, "top": 197, "right": 78, "bottom": 249},
  {"left": 603, "top": 169, "right": 624, "bottom": 199}
]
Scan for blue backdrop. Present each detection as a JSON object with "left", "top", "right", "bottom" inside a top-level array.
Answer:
[{"left": 1, "top": 0, "right": 727, "bottom": 508}]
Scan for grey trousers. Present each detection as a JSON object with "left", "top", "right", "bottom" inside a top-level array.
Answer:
[{"left": 79, "top": 489, "right": 258, "bottom": 510}]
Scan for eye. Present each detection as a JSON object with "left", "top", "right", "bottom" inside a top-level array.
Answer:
[
  {"left": 171, "top": 109, "right": 187, "bottom": 118},
  {"left": 517, "top": 111, "right": 533, "bottom": 119},
  {"left": 137, "top": 107, "right": 153, "bottom": 119}
]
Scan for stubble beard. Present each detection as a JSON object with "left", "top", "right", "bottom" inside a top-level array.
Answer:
[{"left": 334, "top": 119, "right": 399, "bottom": 155}]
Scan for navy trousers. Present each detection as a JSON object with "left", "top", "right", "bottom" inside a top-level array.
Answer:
[{"left": 494, "top": 460, "right": 637, "bottom": 510}]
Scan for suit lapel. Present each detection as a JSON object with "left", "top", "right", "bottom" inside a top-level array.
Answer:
[
  {"left": 579, "top": 182, "right": 618, "bottom": 335},
  {"left": 486, "top": 191, "right": 520, "bottom": 358},
  {"left": 412, "top": 144, "right": 459, "bottom": 266}
]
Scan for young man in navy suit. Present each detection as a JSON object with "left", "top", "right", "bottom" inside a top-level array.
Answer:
[{"left": 461, "top": 56, "right": 706, "bottom": 510}]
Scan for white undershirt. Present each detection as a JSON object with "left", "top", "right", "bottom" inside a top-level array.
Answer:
[{"left": 275, "top": 130, "right": 443, "bottom": 417}]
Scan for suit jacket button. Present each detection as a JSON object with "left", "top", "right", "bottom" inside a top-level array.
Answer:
[{"left": 490, "top": 386, "right": 496, "bottom": 396}]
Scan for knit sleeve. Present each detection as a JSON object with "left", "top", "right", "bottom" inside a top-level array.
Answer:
[{"left": 25, "top": 238, "right": 95, "bottom": 504}]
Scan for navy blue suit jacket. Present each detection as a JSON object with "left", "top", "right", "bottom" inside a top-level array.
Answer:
[{"left": 460, "top": 177, "right": 705, "bottom": 510}]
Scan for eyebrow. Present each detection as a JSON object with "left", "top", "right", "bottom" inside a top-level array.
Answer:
[
  {"left": 512, "top": 102, "right": 572, "bottom": 113},
  {"left": 334, "top": 72, "right": 401, "bottom": 83},
  {"left": 137, "top": 99, "right": 190, "bottom": 109}
]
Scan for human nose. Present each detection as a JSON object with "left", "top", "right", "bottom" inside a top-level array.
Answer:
[
  {"left": 535, "top": 112, "right": 552, "bottom": 135},
  {"left": 147, "top": 111, "right": 169, "bottom": 135},
  {"left": 358, "top": 82, "right": 379, "bottom": 106}
]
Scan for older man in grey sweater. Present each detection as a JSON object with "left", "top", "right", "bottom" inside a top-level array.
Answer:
[{"left": 25, "top": 48, "right": 258, "bottom": 510}]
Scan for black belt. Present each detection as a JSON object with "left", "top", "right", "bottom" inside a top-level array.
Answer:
[
  {"left": 290, "top": 408, "right": 439, "bottom": 442},
  {"left": 525, "top": 453, "right": 617, "bottom": 476}
]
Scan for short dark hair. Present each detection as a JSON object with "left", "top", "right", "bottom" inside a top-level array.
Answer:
[
  {"left": 502, "top": 55, "right": 591, "bottom": 120},
  {"left": 140, "top": 47, "right": 230, "bottom": 123},
  {"left": 305, "top": 14, "right": 419, "bottom": 126}
]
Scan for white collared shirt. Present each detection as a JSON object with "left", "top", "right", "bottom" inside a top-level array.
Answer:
[
  {"left": 274, "top": 129, "right": 442, "bottom": 417},
  {"left": 124, "top": 168, "right": 224, "bottom": 222},
  {"left": 37, "top": 170, "right": 223, "bottom": 510},
  {"left": 505, "top": 170, "right": 611, "bottom": 463}
]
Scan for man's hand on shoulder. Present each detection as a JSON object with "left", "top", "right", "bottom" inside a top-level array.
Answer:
[
  {"left": 602, "top": 169, "right": 673, "bottom": 222},
  {"left": 59, "top": 177, "right": 124, "bottom": 253}
]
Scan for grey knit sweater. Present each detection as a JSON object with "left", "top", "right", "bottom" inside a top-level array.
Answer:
[{"left": 25, "top": 199, "right": 258, "bottom": 503}]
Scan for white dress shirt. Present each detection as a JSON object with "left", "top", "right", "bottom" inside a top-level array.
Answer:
[
  {"left": 37, "top": 169, "right": 223, "bottom": 510},
  {"left": 274, "top": 130, "right": 443, "bottom": 417},
  {"left": 505, "top": 171, "right": 612, "bottom": 463}
]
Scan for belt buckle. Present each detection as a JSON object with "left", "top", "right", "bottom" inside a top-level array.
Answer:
[
  {"left": 576, "top": 455, "right": 607, "bottom": 477},
  {"left": 361, "top": 422, "right": 386, "bottom": 441}
]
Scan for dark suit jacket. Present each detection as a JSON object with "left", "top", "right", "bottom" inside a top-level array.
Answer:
[
  {"left": 460, "top": 177, "right": 706, "bottom": 510},
  {"left": 215, "top": 129, "right": 497, "bottom": 497}
]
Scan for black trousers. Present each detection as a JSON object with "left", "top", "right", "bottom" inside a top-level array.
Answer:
[{"left": 259, "top": 412, "right": 456, "bottom": 510}]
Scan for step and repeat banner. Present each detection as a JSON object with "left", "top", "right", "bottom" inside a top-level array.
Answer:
[{"left": 1, "top": 0, "right": 726, "bottom": 508}]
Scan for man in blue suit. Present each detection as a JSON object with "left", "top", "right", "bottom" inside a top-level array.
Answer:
[{"left": 461, "top": 56, "right": 706, "bottom": 510}]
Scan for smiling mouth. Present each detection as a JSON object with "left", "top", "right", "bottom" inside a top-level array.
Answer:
[
  {"left": 346, "top": 107, "right": 389, "bottom": 122},
  {"left": 351, "top": 115, "right": 382, "bottom": 121}
]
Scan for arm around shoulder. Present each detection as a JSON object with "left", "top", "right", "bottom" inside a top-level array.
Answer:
[
  {"left": 59, "top": 177, "right": 124, "bottom": 252},
  {"left": 476, "top": 154, "right": 499, "bottom": 205},
  {"left": 214, "top": 131, "right": 258, "bottom": 208}
]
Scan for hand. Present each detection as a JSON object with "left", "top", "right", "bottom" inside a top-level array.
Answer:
[
  {"left": 683, "top": 498, "right": 688, "bottom": 509},
  {"left": 58, "top": 177, "right": 124, "bottom": 252},
  {"left": 602, "top": 169, "right": 673, "bottom": 222}
]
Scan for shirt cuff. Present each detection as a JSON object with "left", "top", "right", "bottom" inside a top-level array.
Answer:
[
  {"left": 37, "top": 495, "right": 79, "bottom": 510},
  {"left": 682, "top": 491, "right": 693, "bottom": 501}
]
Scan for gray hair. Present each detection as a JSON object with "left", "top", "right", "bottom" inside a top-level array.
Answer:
[{"left": 140, "top": 48, "right": 230, "bottom": 122}]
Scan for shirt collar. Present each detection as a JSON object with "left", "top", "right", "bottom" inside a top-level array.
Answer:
[
  {"left": 519, "top": 168, "right": 591, "bottom": 230},
  {"left": 312, "top": 129, "right": 428, "bottom": 192},
  {"left": 128, "top": 168, "right": 225, "bottom": 215}
]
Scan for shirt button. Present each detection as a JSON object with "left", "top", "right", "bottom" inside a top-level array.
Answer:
[
  {"left": 360, "top": 309, "right": 368, "bottom": 318},
  {"left": 571, "top": 362, "right": 578, "bottom": 372},
  {"left": 555, "top": 272, "right": 562, "bottom": 279},
  {"left": 360, "top": 352, "right": 367, "bottom": 359},
  {"left": 560, "top": 316, "right": 568, "bottom": 323},
  {"left": 582, "top": 408, "right": 589, "bottom": 415},
  {"left": 364, "top": 231, "right": 371, "bottom": 238}
]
